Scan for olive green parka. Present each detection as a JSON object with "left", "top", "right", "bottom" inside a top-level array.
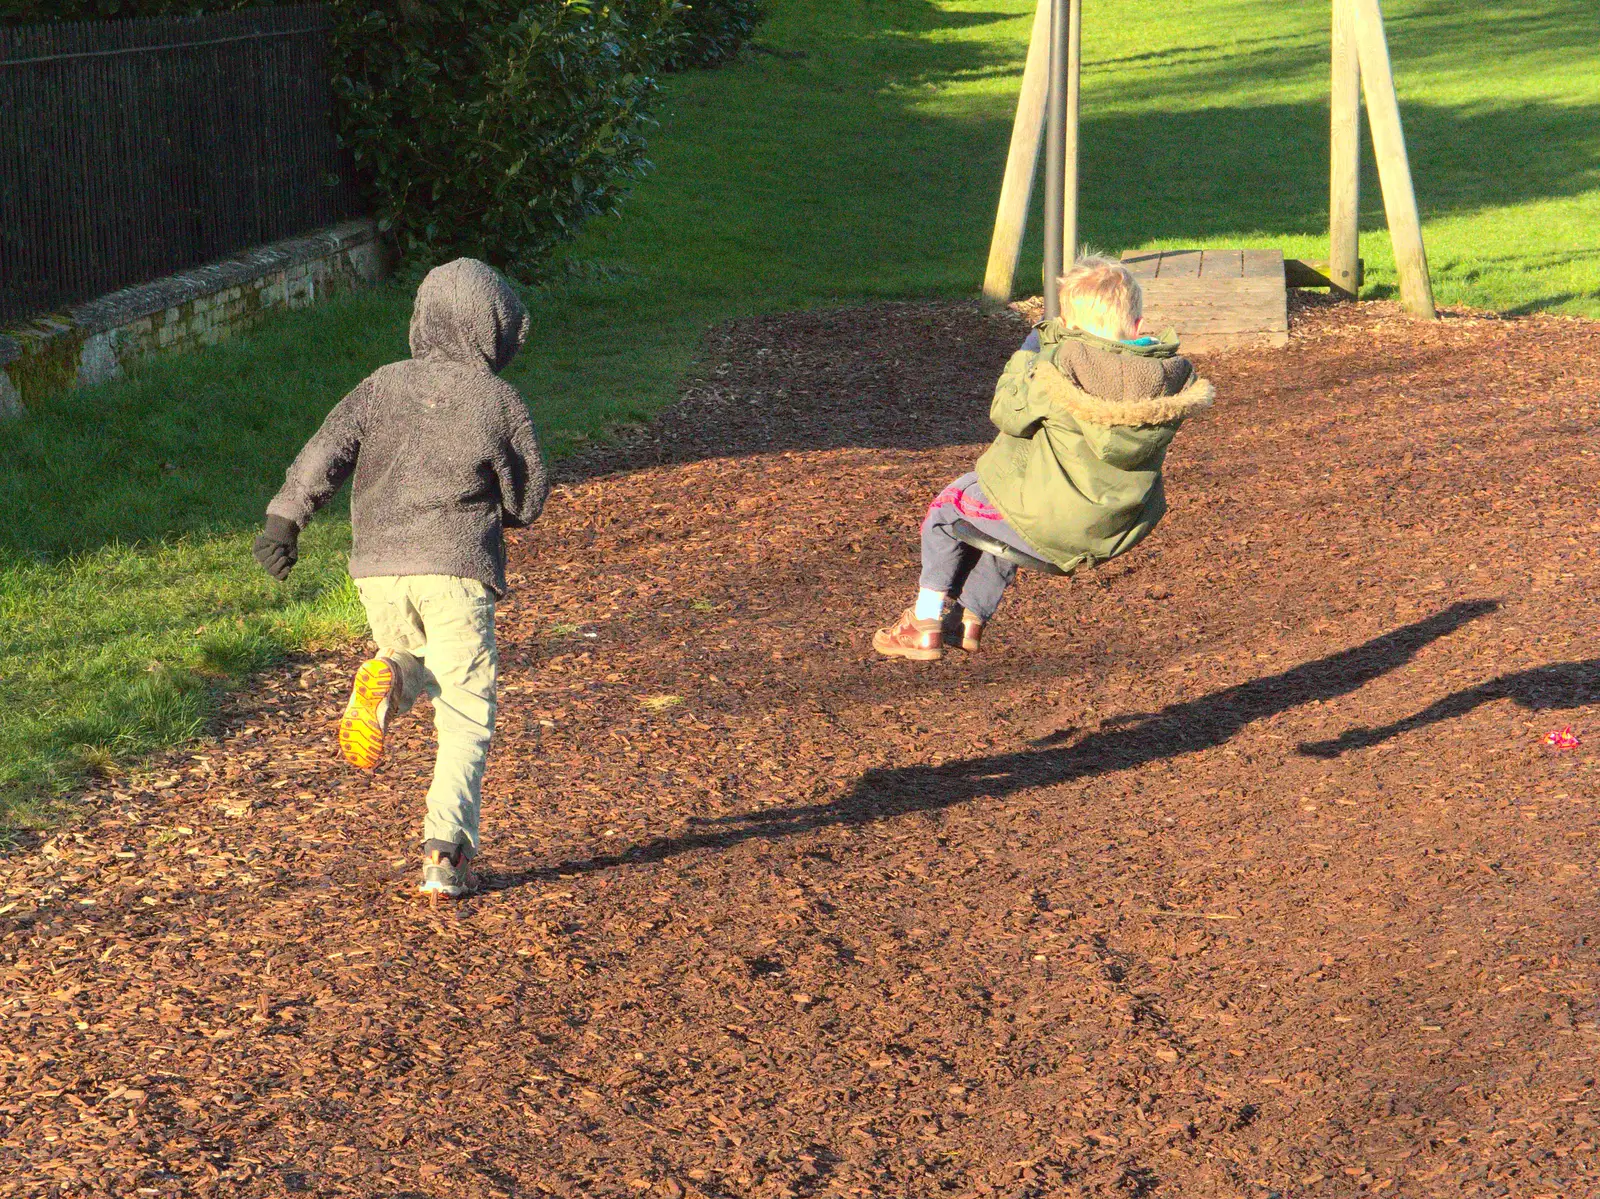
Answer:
[{"left": 974, "top": 321, "right": 1214, "bottom": 572}]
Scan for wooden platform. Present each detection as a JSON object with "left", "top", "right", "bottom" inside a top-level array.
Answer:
[{"left": 1120, "top": 248, "right": 1289, "bottom": 352}]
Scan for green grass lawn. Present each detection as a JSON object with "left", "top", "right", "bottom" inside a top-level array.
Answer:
[{"left": 2, "top": 0, "right": 1595, "bottom": 832}]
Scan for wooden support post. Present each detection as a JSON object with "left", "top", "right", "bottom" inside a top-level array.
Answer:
[
  {"left": 1042, "top": 0, "right": 1067, "bottom": 319},
  {"left": 1328, "top": 0, "right": 1361, "bottom": 300},
  {"left": 981, "top": 0, "right": 1052, "bottom": 308},
  {"left": 1061, "top": 0, "right": 1081, "bottom": 270},
  {"left": 1350, "top": 0, "right": 1436, "bottom": 319}
]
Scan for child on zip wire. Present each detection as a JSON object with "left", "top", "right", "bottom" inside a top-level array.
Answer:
[
  {"left": 873, "top": 255, "right": 1214, "bottom": 660},
  {"left": 252, "top": 258, "right": 548, "bottom": 900}
]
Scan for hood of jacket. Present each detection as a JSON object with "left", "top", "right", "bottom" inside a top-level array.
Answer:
[
  {"left": 1034, "top": 319, "right": 1211, "bottom": 426},
  {"left": 1030, "top": 357, "right": 1215, "bottom": 427},
  {"left": 408, "top": 258, "right": 530, "bottom": 374},
  {"left": 1037, "top": 319, "right": 1181, "bottom": 360}
]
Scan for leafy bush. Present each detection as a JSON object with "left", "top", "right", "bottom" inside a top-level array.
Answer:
[
  {"left": 327, "top": 0, "right": 674, "bottom": 272},
  {"left": 665, "top": 0, "right": 761, "bottom": 70}
]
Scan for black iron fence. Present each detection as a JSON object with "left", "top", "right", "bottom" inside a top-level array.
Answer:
[{"left": 0, "top": 5, "right": 360, "bottom": 324}]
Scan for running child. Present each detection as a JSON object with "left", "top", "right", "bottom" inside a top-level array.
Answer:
[{"left": 252, "top": 258, "right": 548, "bottom": 899}]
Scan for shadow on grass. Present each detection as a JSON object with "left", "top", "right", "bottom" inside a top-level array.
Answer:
[
  {"left": 486, "top": 599, "right": 1498, "bottom": 888},
  {"left": 1501, "top": 293, "right": 1599, "bottom": 317},
  {"left": 1090, "top": 0, "right": 1599, "bottom": 110},
  {"left": 852, "top": 2, "right": 1018, "bottom": 35},
  {"left": 1084, "top": 30, "right": 1325, "bottom": 73},
  {"left": 1074, "top": 101, "right": 1600, "bottom": 249}
]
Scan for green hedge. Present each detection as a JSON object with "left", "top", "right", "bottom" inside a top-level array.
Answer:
[
  {"left": 330, "top": 0, "right": 672, "bottom": 271},
  {"left": 5, "top": 0, "right": 762, "bottom": 272}
]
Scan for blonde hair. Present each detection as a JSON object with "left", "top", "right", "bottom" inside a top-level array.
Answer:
[{"left": 1057, "top": 254, "right": 1142, "bottom": 340}]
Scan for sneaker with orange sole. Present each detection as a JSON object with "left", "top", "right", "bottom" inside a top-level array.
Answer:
[
  {"left": 872, "top": 608, "right": 944, "bottom": 661},
  {"left": 339, "top": 657, "right": 397, "bottom": 770}
]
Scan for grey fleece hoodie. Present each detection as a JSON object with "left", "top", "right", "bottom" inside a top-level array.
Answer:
[{"left": 266, "top": 258, "right": 548, "bottom": 597}]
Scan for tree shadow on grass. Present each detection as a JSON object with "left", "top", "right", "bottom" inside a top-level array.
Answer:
[
  {"left": 1072, "top": 101, "right": 1600, "bottom": 251},
  {"left": 487, "top": 599, "right": 1497, "bottom": 888},
  {"left": 1501, "top": 293, "right": 1600, "bottom": 317},
  {"left": 1085, "top": 0, "right": 1598, "bottom": 113},
  {"left": 1298, "top": 656, "right": 1600, "bottom": 759},
  {"left": 849, "top": 2, "right": 1019, "bottom": 36}
]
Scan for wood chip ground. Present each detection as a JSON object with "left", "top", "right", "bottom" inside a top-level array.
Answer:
[{"left": 4, "top": 296, "right": 1600, "bottom": 1197}]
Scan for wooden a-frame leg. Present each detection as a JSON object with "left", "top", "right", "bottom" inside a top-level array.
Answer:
[
  {"left": 1329, "top": 0, "right": 1362, "bottom": 300},
  {"left": 981, "top": 0, "right": 1051, "bottom": 308},
  {"left": 1351, "top": 0, "right": 1437, "bottom": 319}
]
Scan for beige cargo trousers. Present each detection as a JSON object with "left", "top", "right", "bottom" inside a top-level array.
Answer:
[{"left": 354, "top": 575, "right": 498, "bottom": 856}]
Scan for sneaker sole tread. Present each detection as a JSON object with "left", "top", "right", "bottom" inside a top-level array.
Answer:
[
  {"left": 339, "top": 659, "right": 393, "bottom": 771},
  {"left": 871, "top": 633, "right": 943, "bottom": 661}
]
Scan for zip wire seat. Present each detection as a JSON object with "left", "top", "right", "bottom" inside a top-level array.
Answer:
[{"left": 949, "top": 519, "right": 1068, "bottom": 576}]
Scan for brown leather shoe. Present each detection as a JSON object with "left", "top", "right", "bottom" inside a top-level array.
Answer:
[
  {"left": 872, "top": 608, "right": 944, "bottom": 661},
  {"left": 941, "top": 608, "right": 985, "bottom": 652},
  {"left": 960, "top": 611, "right": 984, "bottom": 652}
]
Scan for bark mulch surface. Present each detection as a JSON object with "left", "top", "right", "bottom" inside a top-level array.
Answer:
[{"left": 5, "top": 297, "right": 1600, "bottom": 1199}]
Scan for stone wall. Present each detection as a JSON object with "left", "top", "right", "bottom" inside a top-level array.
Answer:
[{"left": 0, "top": 219, "right": 389, "bottom": 416}]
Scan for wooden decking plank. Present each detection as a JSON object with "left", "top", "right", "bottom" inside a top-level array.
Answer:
[
  {"left": 1177, "top": 331, "right": 1270, "bottom": 340},
  {"left": 1158, "top": 250, "right": 1203, "bottom": 278},
  {"left": 1240, "top": 248, "right": 1286, "bottom": 277},
  {"left": 1148, "top": 315, "right": 1289, "bottom": 335},
  {"left": 1180, "top": 325, "right": 1290, "bottom": 338},
  {"left": 1154, "top": 316, "right": 1286, "bottom": 334},
  {"left": 1145, "top": 304, "right": 1288, "bottom": 320},
  {"left": 1145, "top": 303, "right": 1285, "bottom": 324},
  {"left": 1144, "top": 310, "right": 1286, "bottom": 321},
  {"left": 1145, "top": 295, "right": 1287, "bottom": 313},
  {"left": 1200, "top": 249, "right": 1244, "bottom": 278},
  {"left": 1152, "top": 313, "right": 1286, "bottom": 331},
  {"left": 1136, "top": 277, "right": 1286, "bottom": 297},
  {"left": 1181, "top": 331, "right": 1290, "bottom": 351},
  {"left": 1119, "top": 247, "right": 1289, "bottom": 351},
  {"left": 1143, "top": 304, "right": 1287, "bottom": 326},
  {"left": 1121, "top": 252, "right": 1163, "bottom": 280}
]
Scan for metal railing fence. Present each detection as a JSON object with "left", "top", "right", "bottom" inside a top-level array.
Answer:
[{"left": 0, "top": 5, "right": 359, "bottom": 324}]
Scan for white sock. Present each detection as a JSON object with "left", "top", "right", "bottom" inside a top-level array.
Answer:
[{"left": 914, "top": 588, "right": 946, "bottom": 621}]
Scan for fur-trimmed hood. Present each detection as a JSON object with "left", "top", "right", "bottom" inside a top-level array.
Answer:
[{"left": 1030, "top": 358, "right": 1216, "bottom": 428}]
